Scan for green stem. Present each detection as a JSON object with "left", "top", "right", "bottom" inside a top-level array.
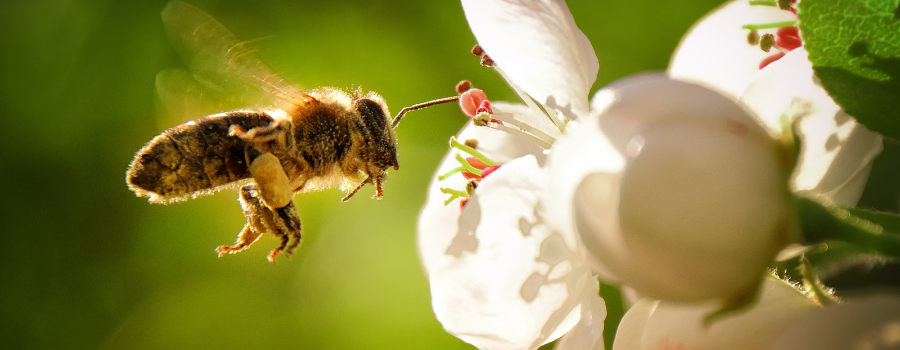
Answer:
[
  {"left": 741, "top": 20, "right": 797, "bottom": 30},
  {"left": 450, "top": 137, "right": 498, "bottom": 166},
  {"left": 796, "top": 198, "right": 900, "bottom": 259}
]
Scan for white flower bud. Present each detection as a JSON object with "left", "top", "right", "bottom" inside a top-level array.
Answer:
[{"left": 549, "top": 74, "right": 794, "bottom": 302}]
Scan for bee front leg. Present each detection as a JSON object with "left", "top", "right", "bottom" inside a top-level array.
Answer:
[{"left": 216, "top": 183, "right": 302, "bottom": 262}]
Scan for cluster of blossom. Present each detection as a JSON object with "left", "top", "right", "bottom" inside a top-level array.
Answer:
[{"left": 417, "top": 0, "right": 899, "bottom": 349}]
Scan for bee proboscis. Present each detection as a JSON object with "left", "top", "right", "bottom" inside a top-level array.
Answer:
[{"left": 127, "top": 1, "right": 457, "bottom": 262}]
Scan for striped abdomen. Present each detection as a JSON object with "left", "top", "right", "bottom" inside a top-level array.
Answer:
[{"left": 127, "top": 111, "right": 274, "bottom": 203}]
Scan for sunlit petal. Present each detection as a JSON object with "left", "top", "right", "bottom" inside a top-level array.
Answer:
[
  {"left": 553, "top": 280, "right": 606, "bottom": 350},
  {"left": 770, "top": 294, "right": 900, "bottom": 349},
  {"left": 615, "top": 277, "right": 820, "bottom": 350},
  {"left": 740, "top": 48, "right": 883, "bottom": 206},
  {"left": 668, "top": 0, "right": 795, "bottom": 99},
  {"left": 418, "top": 121, "right": 546, "bottom": 273},
  {"left": 462, "top": 0, "right": 598, "bottom": 118},
  {"left": 544, "top": 108, "right": 625, "bottom": 282},
  {"left": 610, "top": 299, "right": 657, "bottom": 350},
  {"left": 424, "top": 156, "right": 590, "bottom": 350}
]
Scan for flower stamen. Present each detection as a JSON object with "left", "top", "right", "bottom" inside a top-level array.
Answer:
[
  {"left": 450, "top": 136, "right": 498, "bottom": 166},
  {"left": 747, "top": 30, "right": 760, "bottom": 45},
  {"left": 438, "top": 166, "right": 466, "bottom": 181},
  {"left": 760, "top": 33, "right": 790, "bottom": 54},
  {"left": 748, "top": 0, "right": 779, "bottom": 6},
  {"left": 455, "top": 153, "right": 484, "bottom": 177},
  {"left": 741, "top": 20, "right": 798, "bottom": 31},
  {"left": 440, "top": 187, "right": 468, "bottom": 198},
  {"left": 490, "top": 111, "right": 557, "bottom": 144}
]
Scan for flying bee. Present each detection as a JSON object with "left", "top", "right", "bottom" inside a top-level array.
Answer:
[{"left": 127, "top": 1, "right": 457, "bottom": 262}]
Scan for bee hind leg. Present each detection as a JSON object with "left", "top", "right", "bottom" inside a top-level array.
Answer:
[
  {"left": 216, "top": 184, "right": 302, "bottom": 262},
  {"left": 229, "top": 119, "right": 293, "bottom": 148}
]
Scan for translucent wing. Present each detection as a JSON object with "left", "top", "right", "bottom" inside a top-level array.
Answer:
[
  {"left": 158, "top": 1, "right": 312, "bottom": 118},
  {"left": 156, "top": 68, "right": 247, "bottom": 124}
]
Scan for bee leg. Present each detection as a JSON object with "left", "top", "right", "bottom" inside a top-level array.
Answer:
[
  {"left": 228, "top": 119, "right": 293, "bottom": 148},
  {"left": 267, "top": 204, "right": 302, "bottom": 262},
  {"left": 215, "top": 223, "right": 263, "bottom": 256},
  {"left": 216, "top": 185, "right": 268, "bottom": 257},
  {"left": 217, "top": 184, "right": 303, "bottom": 262},
  {"left": 372, "top": 173, "right": 385, "bottom": 199}
]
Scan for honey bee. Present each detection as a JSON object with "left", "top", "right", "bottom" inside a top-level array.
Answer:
[{"left": 127, "top": 1, "right": 457, "bottom": 262}]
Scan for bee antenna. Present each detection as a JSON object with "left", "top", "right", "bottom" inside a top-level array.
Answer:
[{"left": 391, "top": 96, "right": 460, "bottom": 128}]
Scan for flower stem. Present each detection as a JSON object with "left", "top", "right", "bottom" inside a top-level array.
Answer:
[
  {"left": 742, "top": 21, "right": 798, "bottom": 30},
  {"left": 450, "top": 137, "right": 498, "bottom": 166},
  {"left": 455, "top": 154, "right": 483, "bottom": 176},
  {"left": 796, "top": 197, "right": 900, "bottom": 259}
]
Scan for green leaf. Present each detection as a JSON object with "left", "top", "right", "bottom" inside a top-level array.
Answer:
[
  {"left": 799, "top": 0, "right": 900, "bottom": 141},
  {"left": 796, "top": 197, "right": 900, "bottom": 259}
]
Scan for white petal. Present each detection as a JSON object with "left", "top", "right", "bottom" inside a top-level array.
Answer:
[
  {"left": 668, "top": 0, "right": 796, "bottom": 99},
  {"left": 553, "top": 280, "right": 606, "bottom": 350},
  {"left": 616, "top": 277, "right": 820, "bottom": 350},
  {"left": 418, "top": 121, "right": 546, "bottom": 273},
  {"left": 544, "top": 111, "right": 625, "bottom": 282},
  {"left": 425, "top": 156, "right": 591, "bottom": 350},
  {"left": 739, "top": 48, "right": 883, "bottom": 206},
  {"left": 462, "top": 0, "right": 598, "bottom": 118},
  {"left": 770, "top": 294, "right": 900, "bottom": 349},
  {"left": 611, "top": 299, "right": 657, "bottom": 350},
  {"left": 561, "top": 74, "right": 791, "bottom": 302}
]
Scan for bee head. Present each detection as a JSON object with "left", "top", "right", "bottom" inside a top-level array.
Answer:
[{"left": 354, "top": 92, "right": 400, "bottom": 172}]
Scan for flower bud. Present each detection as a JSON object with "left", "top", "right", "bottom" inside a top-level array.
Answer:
[{"left": 548, "top": 74, "right": 794, "bottom": 302}]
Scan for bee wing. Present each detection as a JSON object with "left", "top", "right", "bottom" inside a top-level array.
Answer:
[
  {"left": 155, "top": 68, "right": 256, "bottom": 124},
  {"left": 159, "top": 1, "right": 313, "bottom": 112}
]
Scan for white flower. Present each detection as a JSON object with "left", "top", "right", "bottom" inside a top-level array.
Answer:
[
  {"left": 613, "top": 276, "right": 821, "bottom": 350},
  {"left": 462, "top": 0, "right": 598, "bottom": 119},
  {"left": 417, "top": 1, "right": 603, "bottom": 349},
  {"left": 739, "top": 48, "right": 883, "bottom": 207},
  {"left": 669, "top": 0, "right": 883, "bottom": 207},
  {"left": 668, "top": 0, "right": 796, "bottom": 99},
  {"left": 546, "top": 74, "right": 794, "bottom": 302},
  {"left": 542, "top": 0, "right": 887, "bottom": 304}
]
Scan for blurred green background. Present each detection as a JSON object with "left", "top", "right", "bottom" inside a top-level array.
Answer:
[{"left": 2, "top": 0, "right": 897, "bottom": 349}]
